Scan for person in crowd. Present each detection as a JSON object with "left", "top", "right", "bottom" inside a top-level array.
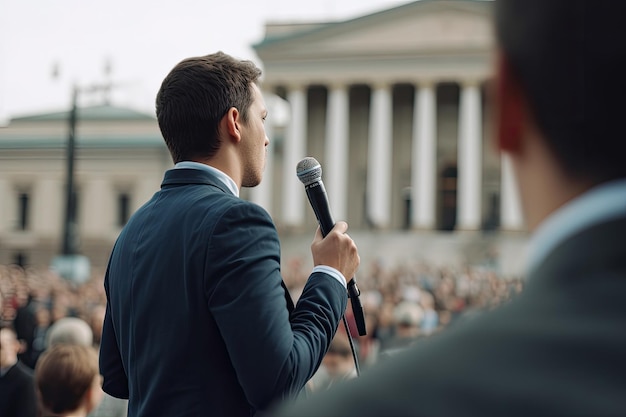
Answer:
[
  {"left": 88, "top": 304, "right": 106, "bottom": 348},
  {"left": 308, "top": 335, "right": 357, "bottom": 392},
  {"left": 419, "top": 291, "right": 439, "bottom": 335},
  {"left": 28, "top": 305, "right": 50, "bottom": 366},
  {"left": 47, "top": 316, "right": 128, "bottom": 417},
  {"left": 378, "top": 301, "right": 423, "bottom": 357},
  {"left": 47, "top": 316, "right": 93, "bottom": 348},
  {"left": 35, "top": 344, "right": 103, "bottom": 417},
  {"left": 272, "top": 1, "right": 626, "bottom": 415},
  {"left": 99, "top": 51, "right": 360, "bottom": 417},
  {"left": 0, "top": 324, "right": 38, "bottom": 417}
]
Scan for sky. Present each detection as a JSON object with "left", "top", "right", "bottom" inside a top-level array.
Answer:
[{"left": 0, "top": 0, "right": 410, "bottom": 124}]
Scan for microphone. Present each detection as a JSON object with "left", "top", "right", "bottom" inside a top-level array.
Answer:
[{"left": 296, "top": 157, "right": 366, "bottom": 336}]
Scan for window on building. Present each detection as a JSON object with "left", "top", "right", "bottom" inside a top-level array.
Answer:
[
  {"left": 13, "top": 252, "right": 27, "bottom": 267},
  {"left": 17, "top": 192, "right": 30, "bottom": 230},
  {"left": 117, "top": 192, "right": 131, "bottom": 227}
]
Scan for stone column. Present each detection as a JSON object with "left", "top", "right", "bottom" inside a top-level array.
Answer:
[
  {"left": 457, "top": 81, "right": 482, "bottom": 230},
  {"left": 411, "top": 82, "right": 437, "bottom": 229},
  {"left": 81, "top": 177, "right": 110, "bottom": 237},
  {"left": 34, "top": 177, "right": 63, "bottom": 237},
  {"left": 282, "top": 85, "right": 307, "bottom": 227},
  {"left": 325, "top": 84, "right": 349, "bottom": 221},
  {"left": 0, "top": 179, "right": 8, "bottom": 233},
  {"left": 500, "top": 154, "right": 524, "bottom": 230},
  {"left": 367, "top": 83, "right": 393, "bottom": 228}
]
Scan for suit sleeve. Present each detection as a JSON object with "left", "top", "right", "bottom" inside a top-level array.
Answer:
[
  {"left": 100, "top": 266, "right": 130, "bottom": 399},
  {"left": 204, "top": 201, "right": 348, "bottom": 411}
]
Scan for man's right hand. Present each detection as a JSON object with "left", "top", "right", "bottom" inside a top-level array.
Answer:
[{"left": 311, "top": 221, "right": 360, "bottom": 281}]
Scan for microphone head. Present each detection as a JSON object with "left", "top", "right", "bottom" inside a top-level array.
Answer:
[{"left": 296, "top": 157, "right": 322, "bottom": 186}]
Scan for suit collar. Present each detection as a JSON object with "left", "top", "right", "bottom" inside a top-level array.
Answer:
[
  {"left": 528, "top": 215, "right": 626, "bottom": 285},
  {"left": 527, "top": 179, "right": 626, "bottom": 275},
  {"left": 174, "top": 161, "right": 239, "bottom": 196},
  {"left": 161, "top": 168, "right": 235, "bottom": 196}
]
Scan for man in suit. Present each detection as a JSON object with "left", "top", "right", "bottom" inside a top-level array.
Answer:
[
  {"left": 0, "top": 324, "right": 38, "bottom": 417},
  {"left": 99, "top": 51, "right": 360, "bottom": 417},
  {"left": 272, "top": 1, "right": 626, "bottom": 416}
]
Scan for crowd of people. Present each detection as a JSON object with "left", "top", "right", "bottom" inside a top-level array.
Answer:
[
  {"left": 0, "top": 253, "right": 524, "bottom": 412},
  {"left": 282, "top": 255, "right": 524, "bottom": 374},
  {"left": 0, "top": 263, "right": 127, "bottom": 417}
]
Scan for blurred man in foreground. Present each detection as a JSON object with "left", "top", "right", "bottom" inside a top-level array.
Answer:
[{"left": 272, "top": 1, "right": 626, "bottom": 415}]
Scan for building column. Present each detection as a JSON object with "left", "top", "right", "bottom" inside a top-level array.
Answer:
[
  {"left": 411, "top": 82, "right": 437, "bottom": 229},
  {"left": 500, "top": 154, "right": 524, "bottom": 230},
  {"left": 325, "top": 84, "right": 349, "bottom": 221},
  {"left": 249, "top": 89, "right": 275, "bottom": 213},
  {"left": 34, "top": 177, "right": 63, "bottom": 237},
  {"left": 0, "top": 179, "right": 10, "bottom": 233},
  {"left": 81, "top": 177, "right": 110, "bottom": 237},
  {"left": 367, "top": 83, "right": 393, "bottom": 228},
  {"left": 457, "top": 81, "right": 482, "bottom": 230},
  {"left": 282, "top": 85, "right": 307, "bottom": 227}
]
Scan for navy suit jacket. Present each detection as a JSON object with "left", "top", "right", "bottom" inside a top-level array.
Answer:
[
  {"left": 274, "top": 215, "right": 626, "bottom": 416},
  {"left": 100, "top": 168, "right": 348, "bottom": 417}
]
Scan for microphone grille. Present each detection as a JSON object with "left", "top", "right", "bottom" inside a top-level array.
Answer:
[{"left": 296, "top": 157, "right": 322, "bottom": 185}]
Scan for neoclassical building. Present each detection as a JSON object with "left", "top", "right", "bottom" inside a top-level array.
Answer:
[
  {"left": 251, "top": 0, "right": 522, "bottom": 235},
  {"left": 0, "top": 0, "right": 528, "bottom": 275}
]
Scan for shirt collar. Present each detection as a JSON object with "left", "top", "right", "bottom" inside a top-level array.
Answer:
[
  {"left": 174, "top": 161, "right": 239, "bottom": 197},
  {"left": 527, "top": 178, "right": 626, "bottom": 275}
]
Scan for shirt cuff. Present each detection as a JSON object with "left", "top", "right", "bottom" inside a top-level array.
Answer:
[{"left": 312, "top": 265, "right": 347, "bottom": 288}]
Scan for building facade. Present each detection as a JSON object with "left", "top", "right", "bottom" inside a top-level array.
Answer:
[
  {"left": 251, "top": 0, "right": 523, "bottom": 234},
  {"left": 0, "top": 105, "right": 170, "bottom": 269}
]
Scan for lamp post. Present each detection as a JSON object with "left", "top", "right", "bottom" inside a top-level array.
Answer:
[
  {"left": 61, "top": 85, "right": 79, "bottom": 256},
  {"left": 53, "top": 82, "right": 112, "bottom": 284}
]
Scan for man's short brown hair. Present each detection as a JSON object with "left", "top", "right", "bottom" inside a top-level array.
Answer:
[{"left": 35, "top": 344, "right": 100, "bottom": 414}]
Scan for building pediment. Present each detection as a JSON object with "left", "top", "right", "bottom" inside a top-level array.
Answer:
[{"left": 254, "top": 0, "right": 493, "bottom": 61}]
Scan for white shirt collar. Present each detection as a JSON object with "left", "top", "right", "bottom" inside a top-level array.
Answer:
[
  {"left": 527, "top": 178, "right": 626, "bottom": 275},
  {"left": 174, "top": 161, "right": 239, "bottom": 197}
]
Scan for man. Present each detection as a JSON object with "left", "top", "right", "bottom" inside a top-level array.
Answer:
[
  {"left": 46, "top": 317, "right": 93, "bottom": 347},
  {"left": 99, "top": 51, "right": 360, "bottom": 417},
  {"left": 272, "top": 1, "right": 626, "bottom": 416},
  {"left": 36, "top": 344, "right": 103, "bottom": 417},
  {"left": 307, "top": 335, "right": 357, "bottom": 392},
  {"left": 0, "top": 324, "right": 38, "bottom": 417},
  {"left": 46, "top": 316, "right": 127, "bottom": 417}
]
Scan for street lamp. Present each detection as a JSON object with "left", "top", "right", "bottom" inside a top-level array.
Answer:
[{"left": 52, "top": 82, "right": 112, "bottom": 284}]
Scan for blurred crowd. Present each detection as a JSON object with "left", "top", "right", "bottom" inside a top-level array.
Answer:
[
  {"left": 0, "top": 264, "right": 107, "bottom": 369},
  {"left": 0, "top": 256, "right": 523, "bottom": 407},
  {"left": 0, "top": 264, "right": 127, "bottom": 417},
  {"left": 282, "top": 255, "right": 524, "bottom": 387}
]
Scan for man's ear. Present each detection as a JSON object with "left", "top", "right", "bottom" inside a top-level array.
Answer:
[
  {"left": 222, "top": 107, "right": 242, "bottom": 144},
  {"left": 494, "top": 50, "right": 525, "bottom": 153}
]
